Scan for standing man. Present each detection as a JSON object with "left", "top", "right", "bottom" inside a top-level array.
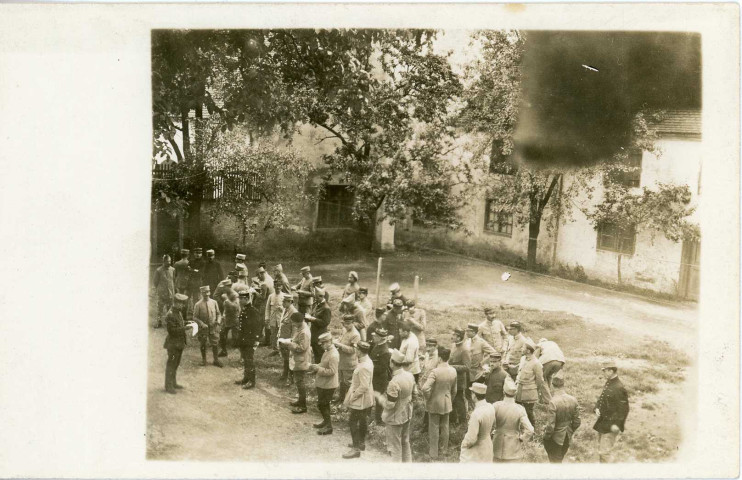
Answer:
[
  {"left": 593, "top": 360, "right": 630, "bottom": 463},
  {"left": 421, "top": 346, "right": 457, "bottom": 461},
  {"left": 398, "top": 323, "right": 421, "bottom": 383},
  {"left": 234, "top": 253, "right": 247, "bottom": 274},
  {"left": 383, "top": 299, "right": 405, "bottom": 350},
  {"left": 203, "top": 249, "right": 225, "bottom": 295},
  {"left": 357, "top": 288, "right": 374, "bottom": 326},
  {"left": 153, "top": 254, "right": 174, "bottom": 329},
  {"left": 492, "top": 378, "right": 534, "bottom": 462},
  {"left": 213, "top": 274, "right": 236, "bottom": 314},
  {"left": 173, "top": 249, "right": 190, "bottom": 295},
  {"left": 278, "top": 294, "right": 298, "bottom": 385},
  {"left": 459, "top": 383, "right": 495, "bottom": 462},
  {"left": 419, "top": 339, "right": 439, "bottom": 389},
  {"left": 218, "top": 290, "right": 241, "bottom": 358},
  {"left": 449, "top": 327, "right": 471, "bottom": 426},
  {"left": 466, "top": 323, "right": 498, "bottom": 386},
  {"left": 306, "top": 284, "right": 332, "bottom": 363},
  {"left": 192, "top": 285, "right": 222, "bottom": 367},
  {"left": 343, "top": 341, "right": 374, "bottom": 459},
  {"left": 515, "top": 343, "right": 551, "bottom": 429},
  {"left": 293, "top": 266, "right": 314, "bottom": 314},
  {"left": 375, "top": 351, "right": 416, "bottom": 463},
  {"left": 280, "top": 311, "right": 312, "bottom": 414},
  {"left": 334, "top": 315, "right": 361, "bottom": 404},
  {"left": 340, "top": 294, "right": 366, "bottom": 341},
  {"left": 504, "top": 321, "right": 527, "bottom": 380},
  {"left": 387, "top": 283, "right": 408, "bottom": 308},
  {"left": 543, "top": 376, "right": 581, "bottom": 463},
  {"left": 163, "top": 293, "right": 190, "bottom": 394},
  {"left": 265, "top": 282, "right": 284, "bottom": 354},
  {"left": 188, "top": 247, "right": 205, "bottom": 307},
  {"left": 369, "top": 327, "right": 392, "bottom": 425},
  {"left": 479, "top": 306, "right": 508, "bottom": 353},
  {"left": 342, "top": 271, "right": 360, "bottom": 301},
  {"left": 273, "top": 264, "right": 291, "bottom": 294},
  {"left": 235, "top": 290, "right": 261, "bottom": 389},
  {"left": 404, "top": 300, "right": 427, "bottom": 351},
  {"left": 308, "top": 332, "right": 339, "bottom": 435},
  {"left": 485, "top": 352, "right": 508, "bottom": 404},
  {"left": 537, "top": 337, "right": 566, "bottom": 394}
]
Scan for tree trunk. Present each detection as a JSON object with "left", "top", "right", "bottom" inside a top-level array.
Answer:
[
  {"left": 181, "top": 111, "right": 202, "bottom": 244},
  {"left": 527, "top": 217, "right": 540, "bottom": 270},
  {"left": 617, "top": 254, "right": 622, "bottom": 284}
]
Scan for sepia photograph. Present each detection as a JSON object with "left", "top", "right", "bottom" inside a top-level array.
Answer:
[{"left": 147, "top": 27, "right": 702, "bottom": 463}]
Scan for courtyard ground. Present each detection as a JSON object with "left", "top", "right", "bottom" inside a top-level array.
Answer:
[{"left": 147, "top": 250, "right": 696, "bottom": 463}]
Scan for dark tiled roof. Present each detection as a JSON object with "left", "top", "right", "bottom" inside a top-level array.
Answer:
[{"left": 654, "top": 109, "right": 701, "bottom": 137}]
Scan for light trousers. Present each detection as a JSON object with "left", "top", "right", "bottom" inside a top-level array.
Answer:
[
  {"left": 428, "top": 412, "right": 450, "bottom": 460},
  {"left": 386, "top": 421, "right": 412, "bottom": 462}
]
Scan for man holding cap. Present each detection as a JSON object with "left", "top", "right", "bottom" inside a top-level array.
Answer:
[
  {"left": 334, "top": 315, "right": 361, "bottom": 404},
  {"left": 235, "top": 289, "right": 261, "bottom": 389},
  {"left": 492, "top": 377, "right": 534, "bottom": 462},
  {"left": 594, "top": 360, "right": 629, "bottom": 463},
  {"left": 459, "top": 382, "right": 495, "bottom": 462},
  {"left": 279, "top": 311, "right": 312, "bottom": 414},
  {"left": 422, "top": 346, "right": 457, "bottom": 460},
  {"left": 308, "top": 332, "right": 339, "bottom": 435},
  {"left": 202, "top": 249, "right": 224, "bottom": 295},
  {"left": 479, "top": 306, "right": 508, "bottom": 353},
  {"left": 278, "top": 294, "right": 298, "bottom": 384},
  {"left": 504, "top": 321, "right": 527, "bottom": 380},
  {"left": 375, "top": 350, "right": 416, "bottom": 462},
  {"left": 193, "top": 285, "right": 223, "bottom": 367},
  {"left": 343, "top": 341, "right": 374, "bottom": 459},
  {"left": 306, "top": 284, "right": 332, "bottom": 363},
  {"left": 293, "top": 266, "right": 314, "bottom": 314},
  {"left": 543, "top": 376, "right": 581, "bottom": 463},
  {"left": 163, "top": 293, "right": 191, "bottom": 393},
  {"left": 369, "top": 327, "right": 392, "bottom": 425},
  {"left": 449, "top": 327, "right": 471, "bottom": 426}
]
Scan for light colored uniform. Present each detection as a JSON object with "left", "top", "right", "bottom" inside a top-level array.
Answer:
[
  {"left": 460, "top": 399, "right": 496, "bottom": 462},
  {"left": 492, "top": 397, "right": 534, "bottom": 461}
]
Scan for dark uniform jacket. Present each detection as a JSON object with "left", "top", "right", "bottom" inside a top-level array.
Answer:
[
  {"left": 485, "top": 366, "right": 508, "bottom": 403},
  {"left": 202, "top": 259, "right": 225, "bottom": 294},
  {"left": 188, "top": 257, "right": 205, "bottom": 297},
  {"left": 173, "top": 259, "right": 190, "bottom": 292},
  {"left": 593, "top": 376, "right": 629, "bottom": 433},
  {"left": 382, "top": 310, "right": 404, "bottom": 350},
  {"left": 163, "top": 307, "right": 187, "bottom": 350},
  {"left": 309, "top": 302, "right": 332, "bottom": 341},
  {"left": 369, "top": 343, "right": 392, "bottom": 392},
  {"left": 238, "top": 305, "right": 262, "bottom": 348}
]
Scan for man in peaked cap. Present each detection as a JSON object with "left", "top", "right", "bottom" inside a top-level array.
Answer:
[
  {"left": 422, "top": 346, "right": 457, "bottom": 460},
  {"left": 594, "top": 360, "right": 629, "bottom": 462},
  {"left": 383, "top": 298, "right": 405, "bottom": 350},
  {"left": 369, "top": 326, "right": 392, "bottom": 424},
  {"left": 293, "top": 266, "right": 315, "bottom": 314},
  {"left": 479, "top": 306, "right": 508, "bottom": 353},
  {"left": 235, "top": 289, "right": 261, "bottom": 389},
  {"left": 343, "top": 341, "right": 374, "bottom": 459},
  {"left": 280, "top": 311, "right": 312, "bottom": 414},
  {"left": 387, "top": 282, "right": 408, "bottom": 309},
  {"left": 218, "top": 289, "right": 241, "bottom": 358},
  {"left": 485, "top": 352, "right": 508, "bottom": 404},
  {"left": 163, "top": 293, "right": 191, "bottom": 393},
  {"left": 342, "top": 270, "right": 360, "bottom": 302},
  {"left": 356, "top": 287, "right": 374, "bottom": 327},
  {"left": 341, "top": 294, "right": 367, "bottom": 341},
  {"left": 202, "top": 249, "right": 224, "bottom": 295},
  {"left": 466, "top": 323, "right": 497, "bottom": 403},
  {"left": 278, "top": 293, "right": 298, "bottom": 384},
  {"left": 273, "top": 264, "right": 291, "bottom": 295},
  {"left": 306, "top": 284, "right": 332, "bottom": 363},
  {"left": 234, "top": 253, "right": 247, "bottom": 275},
  {"left": 375, "top": 349, "right": 416, "bottom": 462},
  {"left": 504, "top": 321, "right": 527, "bottom": 380},
  {"left": 333, "top": 314, "right": 361, "bottom": 404},
  {"left": 308, "top": 332, "right": 339, "bottom": 435},
  {"left": 404, "top": 299, "right": 427, "bottom": 352},
  {"left": 460, "top": 382, "right": 495, "bottom": 462},
  {"left": 173, "top": 249, "right": 190, "bottom": 295},
  {"left": 492, "top": 377, "right": 534, "bottom": 462},
  {"left": 192, "top": 285, "right": 223, "bottom": 367},
  {"left": 449, "top": 327, "right": 472, "bottom": 426}
]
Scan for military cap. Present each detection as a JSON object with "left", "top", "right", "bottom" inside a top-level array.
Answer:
[
  {"left": 406, "top": 299, "right": 416, "bottom": 308},
  {"left": 390, "top": 350, "right": 406, "bottom": 364},
  {"left": 199, "top": 285, "right": 210, "bottom": 293},
  {"left": 470, "top": 382, "right": 487, "bottom": 396},
  {"left": 311, "top": 276, "right": 323, "bottom": 284},
  {"left": 426, "top": 338, "right": 438, "bottom": 346},
  {"left": 491, "top": 352, "right": 503, "bottom": 359},
  {"left": 356, "top": 341, "right": 371, "bottom": 353},
  {"left": 300, "top": 266, "right": 311, "bottom": 273},
  {"left": 503, "top": 377, "right": 517, "bottom": 396},
  {"left": 235, "top": 253, "right": 246, "bottom": 261},
  {"left": 228, "top": 270, "right": 238, "bottom": 277},
  {"left": 483, "top": 306, "right": 496, "bottom": 315},
  {"left": 342, "top": 314, "right": 355, "bottom": 323},
  {"left": 601, "top": 360, "right": 618, "bottom": 370},
  {"left": 257, "top": 266, "right": 266, "bottom": 274},
  {"left": 392, "top": 298, "right": 404, "bottom": 307},
  {"left": 258, "top": 262, "right": 267, "bottom": 268},
  {"left": 238, "top": 290, "right": 251, "bottom": 298},
  {"left": 290, "top": 311, "right": 305, "bottom": 323},
  {"left": 374, "top": 327, "right": 389, "bottom": 337},
  {"left": 508, "top": 321, "right": 522, "bottom": 330},
  {"left": 180, "top": 248, "right": 190, "bottom": 255},
  {"left": 466, "top": 323, "right": 479, "bottom": 332},
  {"left": 274, "top": 263, "right": 284, "bottom": 271},
  {"left": 389, "top": 282, "right": 400, "bottom": 292},
  {"left": 348, "top": 271, "right": 359, "bottom": 281},
  {"left": 453, "top": 326, "right": 465, "bottom": 336},
  {"left": 282, "top": 293, "right": 295, "bottom": 302},
  {"left": 375, "top": 307, "right": 386, "bottom": 317},
  {"left": 359, "top": 287, "right": 368, "bottom": 294},
  {"left": 174, "top": 293, "right": 189, "bottom": 302},
  {"left": 235, "top": 263, "right": 248, "bottom": 273},
  {"left": 220, "top": 279, "right": 233, "bottom": 287},
  {"left": 193, "top": 247, "right": 202, "bottom": 253},
  {"left": 206, "top": 249, "right": 215, "bottom": 255},
  {"left": 318, "top": 332, "right": 333, "bottom": 343}
]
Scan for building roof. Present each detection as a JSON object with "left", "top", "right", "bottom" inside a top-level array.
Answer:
[{"left": 653, "top": 109, "right": 701, "bottom": 138}]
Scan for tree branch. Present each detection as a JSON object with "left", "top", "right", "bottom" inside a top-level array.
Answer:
[
  {"left": 539, "top": 174, "right": 561, "bottom": 212},
  {"left": 168, "top": 137, "right": 184, "bottom": 163}
]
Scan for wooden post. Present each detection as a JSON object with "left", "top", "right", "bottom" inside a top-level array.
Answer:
[
  {"left": 375, "top": 257, "right": 383, "bottom": 305},
  {"left": 413, "top": 275, "right": 420, "bottom": 302}
]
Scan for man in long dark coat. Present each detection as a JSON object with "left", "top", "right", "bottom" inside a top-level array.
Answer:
[
  {"left": 163, "top": 294, "right": 190, "bottom": 394},
  {"left": 202, "top": 249, "right": 225, "bottom": 294},
  {"left": 593, "top": 360, "right": 630, "bottom": 463},
  {"left": 235, "top": 289, "right": 262, "bottom": 389}
]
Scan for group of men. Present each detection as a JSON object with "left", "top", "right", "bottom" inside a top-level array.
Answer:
[{"left": 152, "top": 250, "right": 630, "bottom": 463}]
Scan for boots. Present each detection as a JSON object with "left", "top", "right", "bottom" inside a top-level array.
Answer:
[
  {"left": 165, "top": 364, "right": 175, "bottom": 393},
  {"left": 212, "top": 346, "right": 223, "bottom": 367},
  {"left": 200, "top": 346, "right": 207, "bottom": 366},
  {"left": 173, "top": 369, "right": 183, "bottom": 389}
]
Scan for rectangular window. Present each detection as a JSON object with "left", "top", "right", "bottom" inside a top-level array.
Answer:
[
  {"left": 484, "top": 200, "right": 513, "bottom": 236},
  {"left": 596, "top": 222, "right": 636, "bottom": 255},
  {"left": 607, "top": 149, "right": 642, "bottom": 188}
]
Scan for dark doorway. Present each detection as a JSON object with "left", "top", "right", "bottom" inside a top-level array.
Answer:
[{"left": 316, "top": 185, "right": 355, "bottom": 229}]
